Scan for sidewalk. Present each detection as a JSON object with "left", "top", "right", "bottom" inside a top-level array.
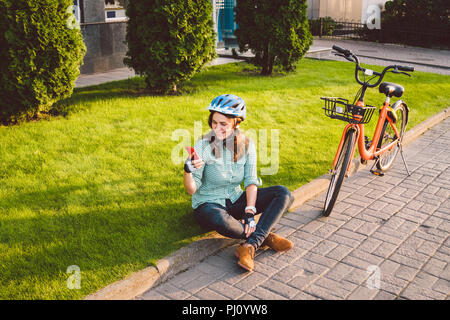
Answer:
[
  {"left": 138, "top": 117, "right": 450, "bottom": 300},
  {"left": 313, "top": 39, "right": 450, "bottom": 75},
  {"left": 75, "top": 54, "right": 243, "bottom": 88}
]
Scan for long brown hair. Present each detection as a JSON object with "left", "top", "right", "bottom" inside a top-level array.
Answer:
[{"left": 203, "top": 111, "right": 249, "bottom": 162}]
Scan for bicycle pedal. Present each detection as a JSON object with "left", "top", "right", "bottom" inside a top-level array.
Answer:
[{"left": 370, "top": 169, "right": 384, "bottom": 176}]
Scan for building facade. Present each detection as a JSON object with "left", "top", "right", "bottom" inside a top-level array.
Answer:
[
  {"left": 77, "top": 0, "right": 237, "bottom": 74},
  {"left": 307, "top": 0, "right": 388, "bottom": 22},
  {"left": 74, "top": 0, "right": 128, "bottom": 74}
]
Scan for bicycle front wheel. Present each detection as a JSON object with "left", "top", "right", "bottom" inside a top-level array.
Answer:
[
  {"left": 323, "top": 129, "right": 356, "bottom": 217},
  {"left": 376, "top": 103, "right": 408, "bottom": 172}
]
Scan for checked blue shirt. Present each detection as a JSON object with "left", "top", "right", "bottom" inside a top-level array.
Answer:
[{"left": 191, "top": 138, "right": 262, "bottom": 209}]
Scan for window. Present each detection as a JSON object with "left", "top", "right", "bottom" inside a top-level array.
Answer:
[
  {"left": 73, "top": 0, "right": 81, "bottom": 22},
  {"left": 104, "top": 0, "right": 127, "bottom": 22}
]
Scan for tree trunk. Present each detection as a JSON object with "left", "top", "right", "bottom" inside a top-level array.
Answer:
[{"left": 260, "top": 42, "right": 272, "bottom": 75}]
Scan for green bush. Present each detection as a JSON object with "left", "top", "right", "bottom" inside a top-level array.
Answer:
[
  {"left": 124, "top": 0, "right": 216, "bottom": 94},
  {"left": 234, "top": 0, "right": 312, "bottom": 75},
  {"left": 0, "top": 0, "right": 86, "bottom": 124},
  {"left": 359, "top": 0, "right": 450, "bottom": 48}
]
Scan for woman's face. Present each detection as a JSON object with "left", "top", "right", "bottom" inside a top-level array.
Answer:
[{"left": 211, "top": 112, "right": 235, "bottom": 140}]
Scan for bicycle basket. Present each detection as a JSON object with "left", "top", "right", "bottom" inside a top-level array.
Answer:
[{"left": 321, "top": 97, "right": 376, "bottom": 124}]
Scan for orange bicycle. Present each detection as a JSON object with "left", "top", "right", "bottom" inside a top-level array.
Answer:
[{"left": 322, "top": 45, "right": 414, "bottom": 217}]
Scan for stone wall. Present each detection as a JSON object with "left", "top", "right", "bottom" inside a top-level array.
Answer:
[{"left": 79, "top": 21, "right": 128, "bottom": 75}]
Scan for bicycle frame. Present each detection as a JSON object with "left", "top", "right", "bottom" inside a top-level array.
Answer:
[{"left": 331, "top": 100, "right": 400, "bottom": 175}]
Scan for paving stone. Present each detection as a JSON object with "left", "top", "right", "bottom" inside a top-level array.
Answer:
[
  {"left": 372, "top": 242, "right": 398, "bottom": 259},
  {"left": 357, "top": 238, "right": 383, "bottom": 254},
  {"left": 292, "top": 291, "right": 321, "bottom": 300},
  {"left": 323, "top": 262, "right": 355, "bottom": 282},
  {"left": 421, "top": 257, "right": 448, "bottom": 278},
  {"left": 232, "top": 272, "right": 269, "bottom": 292},
  {"left": 288, "top": 271, "right": 320, "bottom": 291},
  {"left": 194, "top": 287, "right": 229, "bottom": 300},
  {"left": 431, "top": 278, "right": 450, "bottom": 295},
  {"left": 260, "top": 279, "right": 301, "bottom": 299},
  {"left": 272, "top": 264, "right": 305, "bottom": 283},
  {"left": 400, "top": 283, "right": 447, "bottom": 300},
  {"left": 373, "top": 290, "right": 397, "bottom": 300},
  {"left": 154, "top": 283, "right": 192, "bottom": 300},
  {"left": 314, "top": 277, "right": 357, "bottom": 299},
  {"left": 140, "top": 290, "right": 171, "bottom": 300},
  {"left": 208, "top": 281, "right": 246, "bottom": 299},
  {"left": 326, "top": 244, "right": 354, "bottom": 261},
  {"left": 411, "top": 271, "right": 440, "bottom": 289},
  {"left": 310, "top": 240, "right": 339, "bottom": 256},
  {"left": 249, "top": 286, "right": 288, "bottom": 300},
  {"left": 304, "top": 284, "right": 343, "bottom": 300},
  {"left": 313, "top": 222, "right": 341, "bottom": 238},
  {"left": 395, "top": 265, "right": 419, "bottom": 282},
  {"left": 356, "top": 221, "right": 380, "bottom": 236},
  {"left": 347, "top": 286, "right": 379, "bottom": 300},
  {"left": 349, "top": 249, "right": 384, "bottom": 266}
]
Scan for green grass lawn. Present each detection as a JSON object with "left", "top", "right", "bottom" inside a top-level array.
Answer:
[{"left": 0, "top": 58, "right": 448, "bottom": 299}]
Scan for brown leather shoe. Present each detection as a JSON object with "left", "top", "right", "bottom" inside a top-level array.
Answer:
[
  {"left": 261, "top": 233, "right": 293, "bottom": 252},
  {"left": 235, "top": 244, "right": 255, "bottom": 272}
]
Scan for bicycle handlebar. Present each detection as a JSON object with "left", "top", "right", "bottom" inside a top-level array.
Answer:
[
  {"left": 332, "top": 45, "right": 414, "bottom": 88},
  {"left": 397, "top": 65, "right": 415, "bottom": 72},
  {"left": 332, "top": 45, "right": 351, "bottom": 57}
]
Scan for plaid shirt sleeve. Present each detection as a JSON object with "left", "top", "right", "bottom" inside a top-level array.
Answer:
[{"left": 243, "top": 140, "right": 262, "bottom": 189}]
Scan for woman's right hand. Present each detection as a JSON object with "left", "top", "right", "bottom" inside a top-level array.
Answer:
[
  {"left": 184, "top": 156, "right": 204, "bottom": 173},
  {"left": 191, "top": 158, "right": 205, "bottom": 170}
]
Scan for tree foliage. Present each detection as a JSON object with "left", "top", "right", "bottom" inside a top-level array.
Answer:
[
  {"left": 234, "top": 0, "right": 312, "bottom": 75},
  {"left": 124, "top": 0, "right": 216, "bottom": 93},
  {"left": 360, "top": 0, "right": 450, "bottom": 48},
  {"left": 0, "top": 0, "right": 86, "bottom": 124}
]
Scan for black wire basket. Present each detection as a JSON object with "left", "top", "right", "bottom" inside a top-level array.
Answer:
[{"left": 321, "top": 97, "right": 376, "bottom": 124}]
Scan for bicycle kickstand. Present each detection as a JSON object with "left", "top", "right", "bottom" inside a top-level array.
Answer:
[{"left": 399, "top": 143, "right": 411, "bottom": 176}]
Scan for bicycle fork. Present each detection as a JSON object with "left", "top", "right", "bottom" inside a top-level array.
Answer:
[{"left": 331, "top": 125, "right": 358, "bottom": 177}]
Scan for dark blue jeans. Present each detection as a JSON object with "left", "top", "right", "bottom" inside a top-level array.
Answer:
[{"left": 194, "top": 185, "right": 294, "bottom": 249}]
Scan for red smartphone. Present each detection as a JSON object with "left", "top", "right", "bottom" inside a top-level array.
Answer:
[{"left": 185, "top": 146, "right": 199, "bottom": 160}]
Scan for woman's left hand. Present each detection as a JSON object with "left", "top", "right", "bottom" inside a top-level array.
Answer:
[{"left": 241, "top": 210, "right": 256, "bottom": 238}]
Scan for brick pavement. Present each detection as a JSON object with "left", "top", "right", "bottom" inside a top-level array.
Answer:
[{"left": 138, "top": 117, "right": 450, "bottom": 300}]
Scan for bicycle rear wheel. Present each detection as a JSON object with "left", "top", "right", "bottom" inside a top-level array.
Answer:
[
  {"left": 376, "top": 103, "right": 407, "bottom": 172},
  {"left": 323, "top": 129, "right": 356, "bottom": 217}
]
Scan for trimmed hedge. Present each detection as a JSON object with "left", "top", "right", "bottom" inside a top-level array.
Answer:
[
  {"left": 0, "top": 0, "right": 86, "bottom": 124},
  {"left": 234, "top": 0, "right": 312, "bottom": 75},
  {"left": 124, "top": 0, "right": 216, "bottom": 93}
]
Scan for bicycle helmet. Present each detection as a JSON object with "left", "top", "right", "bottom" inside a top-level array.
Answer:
[{"left": 207, "top": 94, "right": 246, "bottom": 121}]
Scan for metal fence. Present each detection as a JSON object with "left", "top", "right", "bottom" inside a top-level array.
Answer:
[
  {"left": 309, "top": 18, "right": 450, "bottom": 49},
  {"left": 309, "top": 18, "right": 365, "bottom": 40}
]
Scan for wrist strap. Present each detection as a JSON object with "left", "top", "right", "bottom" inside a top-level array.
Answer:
[{"left": 245, "top": 206, "right": 257, "bottom": 214}]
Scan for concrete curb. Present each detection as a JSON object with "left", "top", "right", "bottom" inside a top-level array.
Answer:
[
  {"left": 217, "top": 47, "right": 333, "bottom": 61},
  {"left": 85, "top": 106, "right": 449, "bottom": 300}
]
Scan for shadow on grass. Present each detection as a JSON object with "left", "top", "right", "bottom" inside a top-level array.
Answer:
[{"left": 0, "top": 177, "right": 205, "bottom": 286}]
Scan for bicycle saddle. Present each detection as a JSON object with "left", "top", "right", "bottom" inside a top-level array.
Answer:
[{"left": 379, "top": 82, "right": 404, "bottom": 98}]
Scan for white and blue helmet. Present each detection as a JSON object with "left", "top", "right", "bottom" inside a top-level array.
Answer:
[{"left": 207, "top": 94, "right": 246, "bottom": 121}]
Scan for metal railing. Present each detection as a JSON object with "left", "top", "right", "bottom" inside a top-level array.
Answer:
[{"left": 309, "top": 18, "right": 450, "bottom": 49}]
